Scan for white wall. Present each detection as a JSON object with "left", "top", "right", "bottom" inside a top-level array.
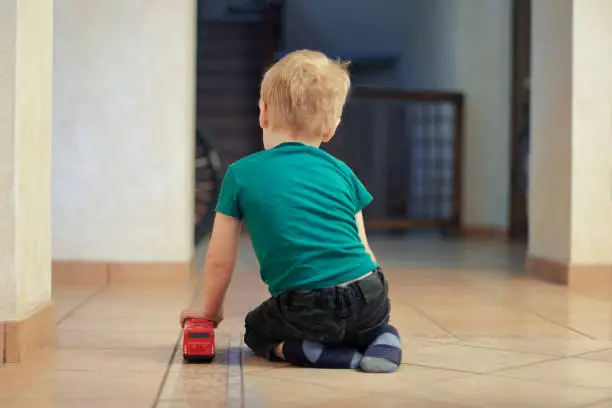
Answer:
[
  {"left": 52, "top": 0, "right": 196, "bottom": 262},
  {"left": 570, "top": 0, "right": 612, "bottom": 264},
  {"left": 284, "top": 0, "right": 512, "bottom": 229}
]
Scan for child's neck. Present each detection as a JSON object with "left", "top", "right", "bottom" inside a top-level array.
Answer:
[{"left": 264, "top": 130, "right": 321, "bottom": 150}]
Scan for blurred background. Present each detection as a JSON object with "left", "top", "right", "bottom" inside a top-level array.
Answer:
[{"left": 50, "top": 0, "right": 530, "bottom": 265}]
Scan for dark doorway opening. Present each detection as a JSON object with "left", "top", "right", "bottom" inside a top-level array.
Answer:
[{"left": 508, "top": 0, "right": 531, "bottom": 241}]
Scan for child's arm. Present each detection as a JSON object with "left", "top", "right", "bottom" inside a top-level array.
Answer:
[
  {"left": 356, "top": 211, "right": 377, "bottom": 263},
  {"left": 201, "top": 213, "right": 242, "bottom": 315},
  {"left": 180, "top": 213, "right": 241, "bottom": 327}
]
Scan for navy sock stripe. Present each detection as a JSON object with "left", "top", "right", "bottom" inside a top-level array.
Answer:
[
  {"left": 364, "top": 344, "right": 402, "bottom": 365},
  {"left": 283, "top": 340, "right": 314, "bottom": 367},
  {"left": 360, "top": 324, "right": 403, "bottom": 372},
  {"left": 316, "top": 347, "right": 361, "bottom": 369},
  {"left": 377, "top": 324, "right": 400, "bottom": 338}
]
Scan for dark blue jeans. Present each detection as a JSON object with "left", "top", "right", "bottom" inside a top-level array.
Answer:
[{"left": 244, "top": 268, "right": 391, "bottom": 360}]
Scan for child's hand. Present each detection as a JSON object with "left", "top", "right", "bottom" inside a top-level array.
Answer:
[{"left": 179, "top": 308, "right": 223, "bottom": 328}]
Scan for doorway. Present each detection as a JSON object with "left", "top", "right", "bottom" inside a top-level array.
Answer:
[{"left": 509, "top": 0, "right": 531, "bottom": 241}]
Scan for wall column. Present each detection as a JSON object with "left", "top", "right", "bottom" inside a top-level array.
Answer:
[
  {"left": 528, "top": 0, "right": 612, "bottom": 287},
  {"left": 0, "top": 0, "right": 55, "bottom": 362},
  {"left": 52, "top": 0, "right": 196, "bottom": 285}
]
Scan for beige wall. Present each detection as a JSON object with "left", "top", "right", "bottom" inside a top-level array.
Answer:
[
  {"left": 529, "top": 0, "right": 612, "bottom": 265},
  {"left": 529, "top": 0, "right": 573, "bottom": 263},
  {"left": 570, "top": 0, "right": 612, "bottom": 264},
  {"left": 0, "top": 0, "right": 18, "bottom": 318},
  {"left": 52, "top": 0, "right": 196, "bottom": 263},
  {"left": 0, "top": 0, "right": 53, "bottom": 320}
]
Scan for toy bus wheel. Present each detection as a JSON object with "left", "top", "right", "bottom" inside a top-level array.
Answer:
[{"left": 183, "top": 354, "right": 215, "bottom": 364}]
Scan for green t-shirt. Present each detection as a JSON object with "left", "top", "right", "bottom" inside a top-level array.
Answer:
[{"left": 215, "top": 142, "right": 377, "bottom": 296}]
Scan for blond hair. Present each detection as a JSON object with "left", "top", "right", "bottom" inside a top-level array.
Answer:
[{"left": 260, "top": 50, "right": 351, "bottom": 137}]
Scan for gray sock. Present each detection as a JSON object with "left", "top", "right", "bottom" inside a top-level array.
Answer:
[{"left": 360, "top": 325, "right": 402, "bottom": 373}]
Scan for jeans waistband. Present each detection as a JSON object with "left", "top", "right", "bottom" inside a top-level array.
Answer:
[
  {"left": 337, "top": 270, "right": 374, "bottom": 287},
  {"left": 293, "top": 267, "right": 382, "bottom": 293},
  {"left": 285, "top": 268, "right": 385, "bottom": 308}
]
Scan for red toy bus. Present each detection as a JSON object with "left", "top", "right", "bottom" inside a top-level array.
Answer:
[{"left": 182, "top": 318, "right": 215, "bottom": 363}]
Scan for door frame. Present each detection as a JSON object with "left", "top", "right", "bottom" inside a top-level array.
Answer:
[{"left": 508, "top": 0, "right": 531, "bottom": 240}]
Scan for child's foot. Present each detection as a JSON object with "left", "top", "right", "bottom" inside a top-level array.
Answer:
[
  {"left": 360, "top": 325, "right": 402, "bottom": 373},
  {"left": 281, "top": 340, "right": 362, "bottom": 369}
]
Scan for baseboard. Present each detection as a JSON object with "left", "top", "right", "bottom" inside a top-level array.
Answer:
[
  {"left": 109, "top": 262, "right": 192, "bottom": 285},
  {"left": 52, "top": 260, "right": 193, "bottom": 287},
  {"left": 461, "top": 226, "right": 508, "bottom": 241},
  {"left": 526, "top": 256, "right": 612, "bottom": 287},
  {"left": 2, "top": 303, "right": 55, "bottom": 363},
  {"left": 52, "top": 261, "right": 109, "bottom": 286}
]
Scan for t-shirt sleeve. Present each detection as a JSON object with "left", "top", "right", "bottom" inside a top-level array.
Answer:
[
  {"left": 351, "top": 172, "right": 373, "bottom": 213},
  {"left": 215, "top": 165, "right": 243, "bottom": 220}
]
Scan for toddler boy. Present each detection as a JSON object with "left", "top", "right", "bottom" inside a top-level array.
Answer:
[{"left": 180, "top": 50, "right": 402, "bottom": 372}]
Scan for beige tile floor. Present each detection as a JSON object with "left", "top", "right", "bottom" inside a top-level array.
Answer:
[{"left": 2, "top": 236, "right": 612, "bottom": 407}]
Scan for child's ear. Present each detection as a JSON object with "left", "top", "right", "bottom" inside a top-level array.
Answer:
[
  {"left": 321, "top": 129, "right": 333, "bottom": 143},
  {"left": 321, "top": 119, "right": 341, "bottom": 143},
  {"left": 259, "top": 100, "right": 269, "bottom": 130}
]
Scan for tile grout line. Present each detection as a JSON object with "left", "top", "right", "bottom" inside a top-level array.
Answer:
[
  {"left": 151, "top": 331, "right": 183, "bottom": 408},
  {"left": 401, "top": 358, "right": 612, "bottom": 398},
  {"left": 402, "top": 301, "right": 460, "bottom": 339},
  {"left": 405, "top": 337, "right": 561, "bottom": 358},
  {"left": 490, "top": 365, "right": 612, "bottom": 392},
  {"left": 239, "top": 333, "right": 246, "bottom": 405},
  {"left": 568, "top": 347, "right": 612, "bottom": 359},
  {"left": 247, "top": 369, "right": 352, "bottom": 389},
  {"left": 238, "top": 363, "right": 290, "bottom": 375},
  {"left": 152, "top": 277, "right": 202, "bottom": 408},
  {"left": 240, "top": 334, "right": 246, "bottom": 404},
  {"left": 491, "top": 298, "right": 597, "bottom": 340},
  {"left": 402, "top": 363, "right": 482, "bottom": 376},
  {"left": 443, "top": 341, "right": 603, "bottom": 358},
  {"left": 246, "top": 364, "right": 480, "bottom": 393},
  {"left": 485, "top": 355, "right": 566, "bottom": 374},
  {"left": 462, "top": 280, "right": 598, "bottom": 339},
  {"left": 406, "top": 355, "right": 569, "bottom": 377},
  {"left": 226, "top": 337, "right": 246, "bottom": 408},
  {"left": 581, "top": 397, "right": 612, "bottom": 408},
  {"left": 55, "top": 285, "right": 108, "bottom": 325}
]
